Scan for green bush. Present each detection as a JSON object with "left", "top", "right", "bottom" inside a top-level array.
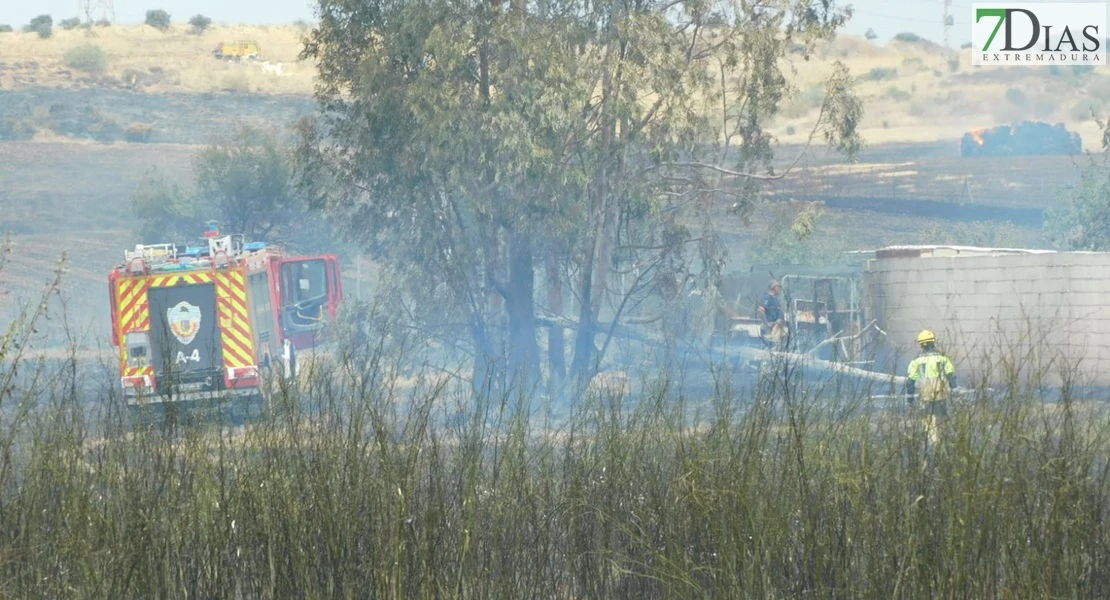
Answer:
[
  {"left": 188, "top": 14, "right": 211, "bottom": 34},
  {"left": 63, "top": 44, "right": 107, "bottom": 73},
  {"left": 0, "top": 25, "right": 12, "bottom": 33},
  {"left": 885, "top": 86, "right": 911, "bottom": 102},
  {"left": 144, "top": 9, "right": 170, "bottom": 31},
  {"left": 23, "top": 14, "right": 52, "bottom": 38},
  {"left": 893, "top": 31, "right": 925, "bottom": 43},
  {"left": 860, "top": 67, "right": 898, "bottom": 82},
  {"left": 125, "top": 123, "right": 153, "bottom": 142},
  {"left": 59, "top": 17, "right": 80, "bottom": 30}
]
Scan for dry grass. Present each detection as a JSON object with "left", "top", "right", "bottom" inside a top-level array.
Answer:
[
  {"left": 6, "top": 274, "right": 1110, "bottom": 597},
  {"left": 2, "top": 24, "right": 1107, "bottom": 147},
  {"left": 774, "top": 40, "right": 1110, "bottom": 150},
  {"left": 0, "top": 23, "right": 315, "bottom": 94}
]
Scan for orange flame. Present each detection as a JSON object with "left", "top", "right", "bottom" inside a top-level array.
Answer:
[{"left": 970, "top": 128, "right": 986, "bottom": 146}]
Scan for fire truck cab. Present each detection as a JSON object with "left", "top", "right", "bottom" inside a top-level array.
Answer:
[{"left": 108, "top": 225, "right": 342, "bottom": 404}]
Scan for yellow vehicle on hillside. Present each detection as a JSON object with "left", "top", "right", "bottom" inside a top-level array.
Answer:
[{"left": 212, "top": 40, "right": 261, "bottom": 61}]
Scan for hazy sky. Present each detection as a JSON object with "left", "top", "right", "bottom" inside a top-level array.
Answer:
[{"left": 1, "top": 0, "right": 977, "bottom": 45}]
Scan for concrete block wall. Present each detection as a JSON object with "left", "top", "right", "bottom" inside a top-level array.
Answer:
[{"left": 864, "top": 252, "right": 1110, "bottom": 387}]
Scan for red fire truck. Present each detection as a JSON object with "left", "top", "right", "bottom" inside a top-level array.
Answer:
[{"left": 108, "top": 224, "right": 343, "bottom": 404}]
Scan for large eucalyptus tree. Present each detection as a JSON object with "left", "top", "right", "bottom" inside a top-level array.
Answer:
[{"left": 296, "top": 0, "right": 862, "bottom": 392}]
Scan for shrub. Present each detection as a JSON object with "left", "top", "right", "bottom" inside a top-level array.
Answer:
[
  {"left": 948, "top": 57, "right": 960, "bottom": 72},
  {"left": 865, "top": 28, "right": 877, "bottom": 41},
  {"left": 860, "top": 67, "right": 898, "bottom": 82},
  {"left": 63, "top": 44, "right": 107, "bottom": 73},
  {"left": 126, "top": 123, "right": 153, "bottom": 142},
  {"left": 95, "top": 18, "right": 111, "bottom": 27},
  {"left": 0, "top": 25, "right": 12, "bottom": 33},
  {"left": 23, "top": 15, "right": 52, "bottom": 38},
  {"left": 144, "top": 9, "right": 170, "bottom": 31},
  {"left": 893, "top": 31, "right": 924, "bottom": 43},
  {"left": 886, "top": 86, "right": 911, "bottom": 102},
  {"left": 779, "top": 85, "right": 824, "bottom": 119},
  {"left": 188, "top": 14, "right": 211, "bottom": 34},
  {"left": 900, "top": 56, "right": 925, "bottom": 76},
  {"left": 59, "top": 17, "right": 80, "bottom": 30}
]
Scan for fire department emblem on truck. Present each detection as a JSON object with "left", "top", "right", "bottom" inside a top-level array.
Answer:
[{"left": 168, "top": 301, "right": 202, "bottom": 345}]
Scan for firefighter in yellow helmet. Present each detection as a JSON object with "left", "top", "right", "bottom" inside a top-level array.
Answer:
[{"left": 906, "top": 329, "right": 957, "bottom": 446}]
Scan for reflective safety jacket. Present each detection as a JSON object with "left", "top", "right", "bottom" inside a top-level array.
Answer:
[{"left": 907, "top": 351, "right": 956, "bottom": 402}]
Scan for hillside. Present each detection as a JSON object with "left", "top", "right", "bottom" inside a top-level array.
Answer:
[
  {"left": 1, "top": 23, "right": 1107, "bottom": 146},
  {"left": 0, "top": 23, "right": 315, "bottom": 95}
]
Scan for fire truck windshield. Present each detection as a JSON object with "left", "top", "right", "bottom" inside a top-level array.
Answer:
[{"left": 281, "top": 259, "right": 331, "bottom": 330}]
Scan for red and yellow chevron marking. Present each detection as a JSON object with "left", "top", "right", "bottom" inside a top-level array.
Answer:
[
  {"left": 114, "top": 269, "right": 257, "bottom": 377},
  {"left": 213, "top": 271, "right": 256, "bottom": 369}
]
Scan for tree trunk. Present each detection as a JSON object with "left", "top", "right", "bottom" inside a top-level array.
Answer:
[
  {"left": 506, "top": 231, "right": 539, "bottom": 389},
  {"left": 470, "top": 316, "right": 501, "bottom": 395},
  {"left": 545, "top": 246, "right": 566, "bottom": 383},
  {"left": 571, "top": 227, "right": 599, "bottom": 379},
  {"left": 570, "top": 28, "right": 617, "bottom": 382}
]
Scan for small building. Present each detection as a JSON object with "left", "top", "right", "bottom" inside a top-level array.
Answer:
[{"left": 853, "top": 245, "right": 1110, "bottom": 388}]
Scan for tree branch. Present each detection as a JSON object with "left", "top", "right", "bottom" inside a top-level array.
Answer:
[{"left": 651, "top": 150, "right": 806, "bottom": 181}]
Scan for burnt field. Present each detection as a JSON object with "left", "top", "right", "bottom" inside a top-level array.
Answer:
[
  {"left": 2, "top": 133, "right": 1081, "bottom": 343},
  {"left": 769, "top": 141, "right": 1089, "bottom": 221}
]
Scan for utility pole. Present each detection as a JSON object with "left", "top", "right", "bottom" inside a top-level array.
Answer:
[
  {"left": 78, "top": 0, "right": 115, "bottom": 23},
  {"left": 943, "top": 0, "right": 953, "bottom": 48}
]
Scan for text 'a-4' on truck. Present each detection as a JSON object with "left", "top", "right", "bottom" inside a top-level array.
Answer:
[{"left": 108, "top": 223, "right": 342, "bottom": 406}]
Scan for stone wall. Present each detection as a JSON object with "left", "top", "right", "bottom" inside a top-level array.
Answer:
[{"left": 863, "top": 251, "right": 1110, "bottom": 387}]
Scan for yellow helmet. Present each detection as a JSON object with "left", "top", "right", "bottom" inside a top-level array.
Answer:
[{"left": 917, "top": 329, "right": 936, "bottom": 346}]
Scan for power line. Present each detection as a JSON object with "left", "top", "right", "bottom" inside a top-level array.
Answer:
[{"left": 852, "top": 8, "right": 967, "bottom": 26}]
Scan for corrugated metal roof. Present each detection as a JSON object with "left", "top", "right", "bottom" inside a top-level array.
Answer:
[{"left": 846, "top": 244, "right": 1059, "bottom": 259}]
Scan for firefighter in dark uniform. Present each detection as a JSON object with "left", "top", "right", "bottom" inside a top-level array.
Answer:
[{"left": 757, "top": 279, "right": 788, "bottom": 350}]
